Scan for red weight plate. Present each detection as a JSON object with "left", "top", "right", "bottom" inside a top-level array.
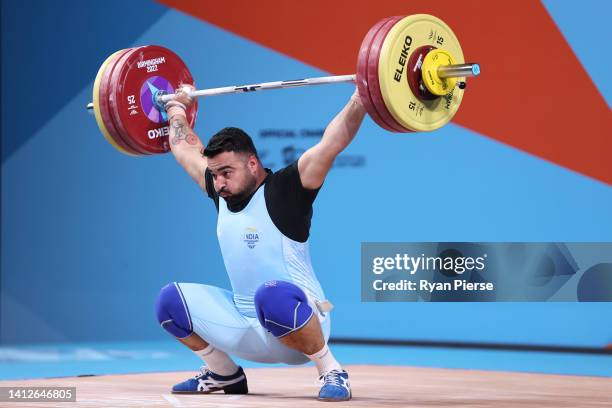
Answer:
[
  {"left": 406, "top": 45, "right": 438, "bottom": 101},
  {"left": 367, "top": 16, "right": 413, "bottom": 133},
  {"left": 107, "top": 47, "right": 152, "bottom": 155},
  {"left": 110, "top": 45, "right": 198, "bottom": 154},
  {"left": 98, "top": 48, "right": 143, "bottom": 155},
  {"left": 356, "top": 17, "right": 398, "bottom": 132}
]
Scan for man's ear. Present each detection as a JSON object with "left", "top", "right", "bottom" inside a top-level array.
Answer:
[{"left": 247, "top": 154, "right": 259, "bottom": 173}]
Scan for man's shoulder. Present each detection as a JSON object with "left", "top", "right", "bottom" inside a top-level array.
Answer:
[
  {"left": 264, "top": 160, "right": 317, "bottom": 242},
  {"left": 270, "top": 160, "right": 298, "bottom": 177},
  {"left": 266, "top": 159, "right": 320, "bottom": 204},
  {"left": 265, "top": 161, "right": 299, "bottom": 186}
]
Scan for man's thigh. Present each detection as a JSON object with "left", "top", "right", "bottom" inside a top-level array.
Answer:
[{"left": 178, "top": 283, "right": 324, "bottom": 364}]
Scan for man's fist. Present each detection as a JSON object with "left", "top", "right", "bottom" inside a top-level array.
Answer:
[
  {"left": 165, "top": 83, "right": 195, "bottom": 118},
  {"left": 172, "top": 83, "right": 195, "bottom": 107}
]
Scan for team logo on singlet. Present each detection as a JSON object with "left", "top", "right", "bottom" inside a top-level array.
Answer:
[{"left": 243, "top": 227, "right": 260, "bottom": 249}]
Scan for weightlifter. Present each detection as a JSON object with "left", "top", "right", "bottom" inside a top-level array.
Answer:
[{"left": 154, "top": 84, "right": 366, "bottom": 401}]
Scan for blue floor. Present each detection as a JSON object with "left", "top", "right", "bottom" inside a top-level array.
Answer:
[{"left": 0, "top": 340, "right": 610, "bottom": 380}]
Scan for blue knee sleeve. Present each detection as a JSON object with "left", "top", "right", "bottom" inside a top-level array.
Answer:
[
  {"left": 254, "top": 280, "right": 314, "bottom": 338},
  {"left": 155, "top": 282, "right": 193, "bottom": 338}
]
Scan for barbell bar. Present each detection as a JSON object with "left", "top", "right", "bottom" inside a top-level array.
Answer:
[{"left": 86, "top": 61, "right": 478, "bottom": 112}]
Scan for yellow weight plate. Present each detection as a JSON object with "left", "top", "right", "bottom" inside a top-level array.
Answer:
[
  {"left": 378, "top": 14, "right": 464, "bottom": 132},
  {"left": 92, "top": 50, "right": 136, "bottom": 156},
  {"left": 422, "top": 49, "right": 457, "bottom": 96}
]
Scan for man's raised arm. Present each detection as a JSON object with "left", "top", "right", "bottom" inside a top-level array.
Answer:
[
  {"left": 297, "top": 89, "right": 366, "bottom": 189},
  {"left": 166, "top": 85, "right": 208, "bottom": 193}
]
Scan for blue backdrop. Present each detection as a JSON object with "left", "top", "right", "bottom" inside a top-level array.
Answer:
[{"left": 1, "top": 1, "right": 611, "bottom": 348}]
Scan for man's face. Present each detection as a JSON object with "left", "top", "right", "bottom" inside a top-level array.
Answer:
[{"left": 207, "top": 151, "right": 259, "bottom": 204}]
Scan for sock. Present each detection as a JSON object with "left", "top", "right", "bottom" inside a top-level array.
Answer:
[
  {"left": 306, "top": 344, "right": 342, "bottom": 376},
  {"left": 194, "top": 344, "right": 239, "bottom": 376}
]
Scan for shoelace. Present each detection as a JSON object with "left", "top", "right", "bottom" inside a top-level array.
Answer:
[
  {"left": 319, "top": 369, "right": 345, "bottom": 387},
  {"left": 195, "top": 366, "right": 213, "bottom": 379}
]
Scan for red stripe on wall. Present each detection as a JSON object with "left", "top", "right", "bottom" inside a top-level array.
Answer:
[{"left": 158, "top": 0, "right": 612, "bottom": 185}]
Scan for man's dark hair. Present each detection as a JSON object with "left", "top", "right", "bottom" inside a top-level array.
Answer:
[{"left": 203, "top": 127, "right": 258, "bottom": 159}]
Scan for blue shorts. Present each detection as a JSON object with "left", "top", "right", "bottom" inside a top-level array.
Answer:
[{"left": 177, "top": 283, "right": 331, "bottom": 365}]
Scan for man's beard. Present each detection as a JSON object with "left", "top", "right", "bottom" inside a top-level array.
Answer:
[{"left": 221, "top": 175, "right": 258, "bottom": 206}]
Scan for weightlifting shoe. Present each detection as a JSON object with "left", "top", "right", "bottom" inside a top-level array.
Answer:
[
  {"left": 172, "top": 366, "right": 248, "bottom": 394},
  {"left": 318, "top": 368, "right": 351, "bottom": 401}
]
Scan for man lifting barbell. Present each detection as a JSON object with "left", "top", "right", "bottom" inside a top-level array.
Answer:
[
  {"left": 153, "top": 84, "right": 365, "bottom": 401},
  {"left": 88, "top": 14, "right": 479, "bottom": 402}
]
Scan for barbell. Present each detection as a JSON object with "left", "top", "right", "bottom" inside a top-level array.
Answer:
[{"left": 87, "top": 14, "right": 480, "bottom": 156}]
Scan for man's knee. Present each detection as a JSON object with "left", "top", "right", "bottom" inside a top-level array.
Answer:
[
  {"left": 254, "top": 280, "right": 314, "bottom": 338},
  {"left": 155, "top": 282, "right": 193, "bottom": 338}
]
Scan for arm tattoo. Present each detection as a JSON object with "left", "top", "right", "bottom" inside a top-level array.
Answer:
[{"left": 170, "top": 117, "right": 197, "bottom": 145}]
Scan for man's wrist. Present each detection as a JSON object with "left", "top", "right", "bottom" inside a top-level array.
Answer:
[
  {"left": 350, "top": 92, "right": 365, "bottom": 113},
  {"left": 167, "top": 105, "right": 187, "bottom": 121}
]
